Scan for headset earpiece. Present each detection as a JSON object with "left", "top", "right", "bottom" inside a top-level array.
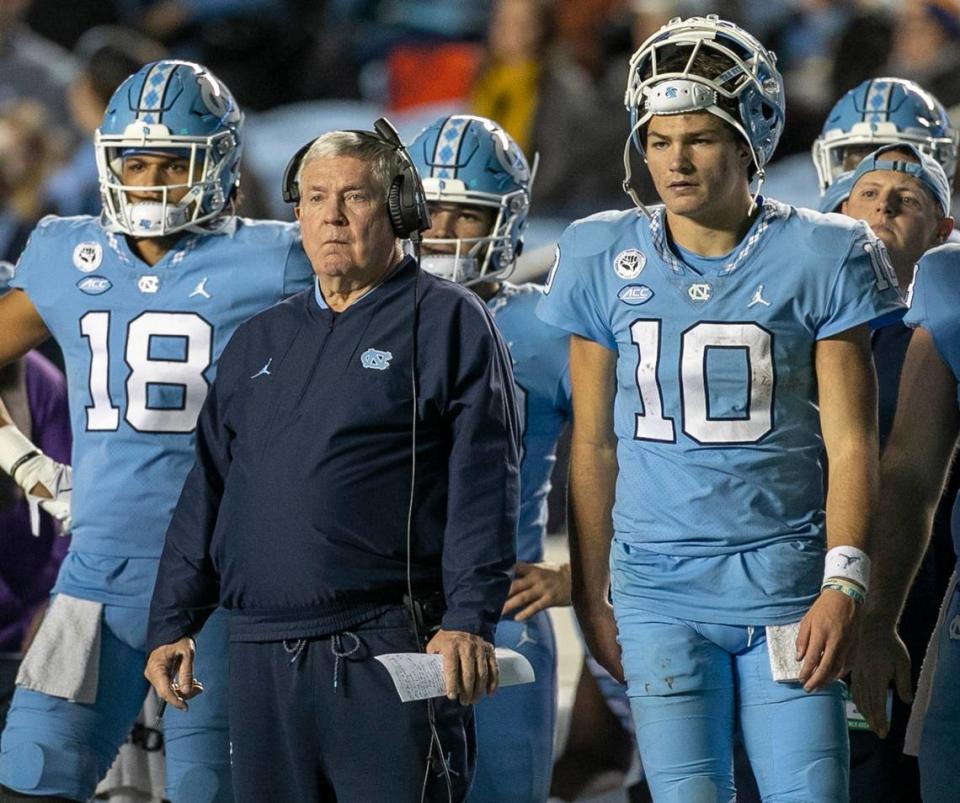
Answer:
[{"left": 282, "top": 119, "right": 431, "bottom": 240}]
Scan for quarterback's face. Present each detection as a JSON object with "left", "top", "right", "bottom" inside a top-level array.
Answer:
[
  {"left": 422, "top": 202, "right": 496, "bottom": 252},
  {"left": 296, "top": 155, "right": 399, "bottom": 280},
  {"left": 120, "top": 153, "right": 201, "bottom": 205},
  {"left": 843, "top": 159, "right": 948, "bottom": 269},
  {"left": 645, "top": 112, "right": 752, "bottom": 222}
]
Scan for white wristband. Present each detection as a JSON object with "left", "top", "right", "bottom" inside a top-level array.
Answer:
[
  {"left": 0, "top": 424, "right": 41, "bottom": 479},
  {"left": 823, "top": 545, "right": 871, "bottom": 592}
]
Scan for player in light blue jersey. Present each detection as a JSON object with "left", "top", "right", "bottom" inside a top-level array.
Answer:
[
  {"left": 0, "top": 61, "right": 312, "bottom": 802},
  {"left": 812, "top": 77, "right": 957, "bottom": 214},
  {"left": 838, "top": 144, "right": 956, "bottom": 803},
  {"left": 852, "top": 242, "right": 960, "bottom": 803},
  {"left": 410, "top": 114, "right": 571, "bottom": 803},
  {"left": 538, "top": 15, "right": 903, "bottom": 802}
]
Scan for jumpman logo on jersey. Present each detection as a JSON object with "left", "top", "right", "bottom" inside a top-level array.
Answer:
[
  {"left": 189, "top": 277, "right": 212, "bottom": 299},
  {"left": 516, "top": 625, "right": 538, "bottom": 648},
  {"left": 747, "top": 284, "right": 771, "bottom": 308},
  {"left": 250, "top": 358, "right": 272, "bottom": 379}
]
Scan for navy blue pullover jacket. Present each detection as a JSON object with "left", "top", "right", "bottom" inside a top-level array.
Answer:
[{"left": 147, "top": 258, "right": 520, "bottom": 649}]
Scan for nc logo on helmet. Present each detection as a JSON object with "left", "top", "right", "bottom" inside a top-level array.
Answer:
[
  {"left": 361, "top": 348, "right": 393, "bottom": 371},
  {"left": 665, "top": 86, "right": 678, "bottom": 99},
  {"left": 491, "top": 129, "right": 530, "bottom": 184}
]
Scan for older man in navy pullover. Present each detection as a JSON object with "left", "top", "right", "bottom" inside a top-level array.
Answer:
[{"left": 144, "top": 127, "right": 520, "bottom": 802}]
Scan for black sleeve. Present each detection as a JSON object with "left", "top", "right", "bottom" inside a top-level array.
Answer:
[
  {"left": 438, "top": 299, "right": 520, "bottom": 643},
  {"left": 146, "top": 330, "right": 242, "bottom": 653}
]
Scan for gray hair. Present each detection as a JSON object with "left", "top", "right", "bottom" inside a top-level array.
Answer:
[{"left": 294, "top": 131, "right": 399, "bottom": 202}]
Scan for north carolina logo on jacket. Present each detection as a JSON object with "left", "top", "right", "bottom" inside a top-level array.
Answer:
[
  {"left": 77, "top": 276, "right": 112, "bottom": 295},
  {"left": 360, "top": 348, "right": 393, "bottom": 371}
]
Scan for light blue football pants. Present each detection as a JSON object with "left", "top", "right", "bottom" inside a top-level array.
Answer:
[
  {"left": 614, "top": 603, "right": 849, "bottom": 803},
  {"left": 468, "top": 610, "right": 557, "bottom": 803},
  {"left": 918, "top": 569, "right": 960, "bottom": 803},
  {"left": 0, "top": 602, "right": 231, "bottom": 802}
]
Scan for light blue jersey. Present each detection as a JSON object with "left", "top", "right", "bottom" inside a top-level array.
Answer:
[
  {"left": 538, "top": 199, "right": 903, "bottom": 625},
  {"left": 487, "top": 282, "right": 571, "bottom": 562},
  {"left": 10, "top": 215, "right": 313, "bottom": 606},
  {"left": 467, "top": 282, "right": 568, "bottom": 803},
  {"left": 905, "top": 243, "right": 960, "bottom": 557},
  {"left": 903, "top": 243, "right": 960, "bottom": 803}
]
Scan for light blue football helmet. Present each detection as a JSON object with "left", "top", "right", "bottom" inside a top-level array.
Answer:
[
  {"left": 812, "top": 77, "right": 957, "bottom": 212},
  {"left": 95, "top": 60, "right": 244, "bottom": 236},
  {"left": 623, "top": 14, "right": 785, "bottom": 211},
  {"left": 410, "top": 115, "right": 532, "bottom": 284}
]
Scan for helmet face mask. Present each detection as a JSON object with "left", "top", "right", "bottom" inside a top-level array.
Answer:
[
  {"left": 96, "top": 60, "right": 244, "bottom": 237},
  {"left": 813, "top": 78, "right": 958, "bottom": 211},
  {"left": 623, "top": 14, "right": 785, "bottom": 213},
  {"left": 410, "top": 115, "right": 531, "bottom": 285}
]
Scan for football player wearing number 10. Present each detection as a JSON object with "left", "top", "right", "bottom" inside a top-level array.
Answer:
[
  {"left": 0, "top": 61, "right": 312, "bottom": 802},
  {"left": 537, "top": 15, "right": 903, "bottom": 803}
]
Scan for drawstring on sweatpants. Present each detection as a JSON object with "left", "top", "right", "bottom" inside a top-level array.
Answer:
[
  {"left": 331, "top": 631, "right": 361, "bottom": 691},
  {"left": 283, "top": 638, "right": 307, "bottom": 665}
]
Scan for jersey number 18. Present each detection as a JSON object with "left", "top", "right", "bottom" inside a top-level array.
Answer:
[{"left": 80, "top": 311, "right": 213, "bottom": 433}]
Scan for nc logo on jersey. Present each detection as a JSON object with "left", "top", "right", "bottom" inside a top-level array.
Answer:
[
  {"left": 76, "top": 276, "right": 112, "bottom": 296},
  {"left": 72, "top": 241, "right": 102, "bottom": 272},
  {"left": 688, "top": 282, "right": 712, "bottom": 303},
  {"left": 361, "top": 348, "right": 393, "bottom": 371},
  {"left": 614, "top": 249, "right": 645, "bottom": 280},
  {"left": 138, "top": 275, "right": 160, "bottom": 294},
  {"left": 618, "top": 284, "right": 654, "bottom": 305}
]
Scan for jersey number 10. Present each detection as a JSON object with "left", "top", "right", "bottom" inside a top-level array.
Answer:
[
  {"left": 80, "top": 311, "right": 213, "bottom": 433},
  {"left": 630, "top": 319, "right": 774, "bottom": 444}
]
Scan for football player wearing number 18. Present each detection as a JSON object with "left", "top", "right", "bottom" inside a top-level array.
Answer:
[
  {"left": 537, "top": 15, "right": 903, "bottom": 803},
  {"left": 0, "top": 61, "right": 312, "bottom": 802}
]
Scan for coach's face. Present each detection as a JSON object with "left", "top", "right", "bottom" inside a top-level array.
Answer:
[
  {"left": 842, "top": 153, "right": 952, "bottom": 279},
  {"left": 296, "top": 155, "right": 399, "bottom": 281}
]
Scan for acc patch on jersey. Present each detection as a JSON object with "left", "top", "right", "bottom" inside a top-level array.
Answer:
[
  {"left": 618, "top": 285, "right": 654, "bottom": 305},
  {"left": 77, "top": 276, "right": 113, "bottom": 296},
  {"left": 614, "top": 249, "right": 645, "bottom": 280},
  {"left": 73, "top": 241, "right": 103, "bottom": 272}
]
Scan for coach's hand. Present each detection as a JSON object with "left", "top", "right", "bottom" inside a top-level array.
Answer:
[
  {"left": 797, "top": 589, "right": 860, "bottom": 692},
  {"left": 851, "top": 619, "right": 912, "bottom": 738},
  {"left": 145, "top": 637, "right": 204, "bottom": 711},
  {"left": 426, "top": 629, "right": 498, "bottom": 705},
  {"left": 502, "top": 561, "right": 572, "bottom": 621},
  {"left": 576, "top": 599, "right": 624, "bottom": 684}
]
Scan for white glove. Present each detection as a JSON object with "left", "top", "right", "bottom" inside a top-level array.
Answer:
[{"left": 0, "top": 424, "right": 72, "bottom": 533}]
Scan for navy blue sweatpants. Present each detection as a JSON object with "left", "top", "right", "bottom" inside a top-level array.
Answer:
[{"left": 228, "top": 607, "right": 476, "bottom": 802}]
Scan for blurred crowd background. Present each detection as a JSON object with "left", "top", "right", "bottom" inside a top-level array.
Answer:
[{"left": 3, "top": 0, "right": 960, "bottom": 268}]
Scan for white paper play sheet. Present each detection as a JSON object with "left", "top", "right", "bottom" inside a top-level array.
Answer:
[{"left": 375, "top": 647, "right": 535, "bottom": 702}]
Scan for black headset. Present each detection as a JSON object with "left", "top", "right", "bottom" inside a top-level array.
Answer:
[{"left": 281, "top": 117, "right": 432, "bottom": 241}]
